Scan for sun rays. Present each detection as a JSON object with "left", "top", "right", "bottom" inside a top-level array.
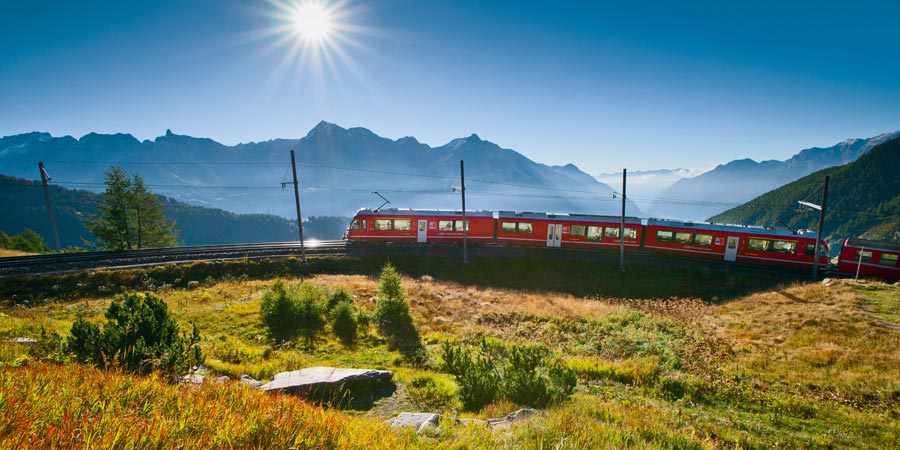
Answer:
[{"left": 246, "top": 0, "right": 377, "bottom": 100}]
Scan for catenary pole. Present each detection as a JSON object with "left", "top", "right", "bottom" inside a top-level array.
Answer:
[
  {"left": 38, "top": 162, "right": 61, "bottom": 253},
  {"left": 812, "top": 175, "right": 829, "bottom": 279},
  {"left": 620, "top": 168, "right": 626, "bottom": 273},
  {"left": 290, "top": 151, "right": 307, "bottom": 266},
  {"left": 461, "top": 160, "right": 468, "bottom": 264}
]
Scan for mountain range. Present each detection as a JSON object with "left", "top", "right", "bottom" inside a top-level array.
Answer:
[
  {"left": 0, "top": 122, "right": 640, "bottom": 219},
  {"left": 595, "top": 168, "right": 711, "bottom": 213},
  {"left": 709, "top": 137, "right": 900, "bottom": 248},
  {"left": 644, "top": 131, "right": 900, "bottom": 221}
]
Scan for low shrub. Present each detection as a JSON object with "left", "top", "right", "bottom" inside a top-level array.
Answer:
[
  {"left": 373, "top": 263, "right": 421, "bottom": 352},
  {"left": 66, "top": 292, "right": 203, "bottom": 380},
  {"left": 259, "top": 281, "right": 298, "bottom": 343},
  {"left": 330, "top": 301, "right": 358, "bottom": 346},
  {"left": 295, "top": 283, "right": 326, "bottom": 346},
  {"left": 259, "top": 281, "right": 326, "bottom": 346},
  {"left": 441, "top": 341, "right": 500, "bottom": 411},
  {"left": 441, "top": 340, "right": 576, "bottom": 410},
  {"left": 327, "top": 286, "right": 353, "bottom": 312}
]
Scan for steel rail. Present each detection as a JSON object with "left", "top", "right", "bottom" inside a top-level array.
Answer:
[{"left": 0, "top": 241, "right": 347, "bottom": 276}]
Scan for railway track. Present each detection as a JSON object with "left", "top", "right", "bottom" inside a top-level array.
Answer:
[
  {"left": 1, "top": 240, "right": 819, "bottom": 282},
  {"left": 0, "top": 241, "right": 347, "bottom": 277}
]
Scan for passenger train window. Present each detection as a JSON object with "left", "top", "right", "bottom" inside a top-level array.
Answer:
[
  {"left": 440, "top": 220, "right": 468, "bottom": 231},
  {"left": 656, "top": 230, "right": 674, "bottom": 242},
  {"left": 362, "top": 219, "right": 367, "bottom": 230},
  {"left": 693, "top": 234, "right": 713, "bottom": 246},
  {"left": 394, "top": 219, "right": 411, "bottom": 231},
  {"left": 879, "top": 253, "right": 898, "bottom": 266},
  {"left": 570, "top": 225, "right": 586, "bottom": 237},
  {"left": 857, "top": 250, "right": 873, "bottom": 263},
  {"left": 374, "top": 219, "right": 392, "bottom": 230},
  {"left": 587, "top": 226, "right": 602, "bottom": 241},
  {"left": 625, "top": 228, "right": 637, "bottom": 239},
  {"left": 771, "top": 240, "right": 796, "bottom": 254},
  {"left": 747, "top": 238, "right": 768, "bottom": 251},
  {"left": 675, "top": 232, "right": 692, "bottom": 244},
  {"left": 604, "top": 227, "right": 620, "bottom": 238},
  {"left": 805, "top": 244, "right": 815, "bottom": 256},
  {"left": 501, "top": 221, "right": 532, "bottom": 233}
]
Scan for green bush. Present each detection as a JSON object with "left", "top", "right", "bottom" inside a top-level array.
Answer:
[
  {"left": 2, "top": 228, "right": 50, "bottom": 253},
  {"left": 441, "top": 341, "right": 576, "bottom": 411},
  {"left": 441, "top": 341, "right": 500, "bottom": 411},
  {"left": 259, "top": 281, "right": 298, "bottom": 343},
  {"left": 259, "top": 281, "right": 326, "bottom": 346},
  {"left": 66, "top": 292, "right": 203, "bottom": 380},
  {"left": 326, "top": 286, "right": 353, "bottom": 312},
  {"left": 295, "top": 283, "right": 326, "bottom": 346},
  {"left": 372, "top": 263, "right": 421, "bottom": 351},
  {"left": 329, "top": 300, "right": 358, "bottom": 346}
]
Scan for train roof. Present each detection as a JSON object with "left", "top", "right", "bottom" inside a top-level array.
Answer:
[
  {"left": 353, "top": 208, "right": 494, "bottom": 217},
  {"left": 844, "top": 238, "right": 900, "bottom": 252},
  {"left": 647, "top": 218, "right": 817, "bottom": 238},
  {"left": 497, "top": 211, "right": 642, "bottom": 224}
]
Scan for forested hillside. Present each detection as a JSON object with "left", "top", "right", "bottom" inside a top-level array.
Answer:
[
  {"left": 709, "top": 137, "right": 900, "bottom": 244},
  {"left": 0, "top": 175, "right": 349, "bottom": 248}
]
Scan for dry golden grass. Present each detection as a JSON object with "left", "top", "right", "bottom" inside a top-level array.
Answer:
[
  {"left": 702, "top": 280, "right": 900, "bottom": 407},
  {"left": 0, "top": 249, "right": 35, "bottom": 257}
]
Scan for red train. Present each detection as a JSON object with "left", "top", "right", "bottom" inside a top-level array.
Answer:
[
  {"left": 346, "top": 208, "right": 831, "bottom": 270},
  {"left": 837, "top": 238, "right": 900, "bottom": 280},
  {"left": 645, "top": 218, "right": 828, "bottom": 269}
]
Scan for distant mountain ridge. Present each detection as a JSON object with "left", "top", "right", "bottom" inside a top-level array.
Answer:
[
  {"left": 0, "top": 122, "right": 640, "bottom": 218},
  {"left": 594, "top": 167, "right": 711, "bottom": 212},
  {"left": 644, "top": 131, "right": 900, "bottom": 221},
  {"left": 709, "top": 138, "right": 900, "bottom": 248}
]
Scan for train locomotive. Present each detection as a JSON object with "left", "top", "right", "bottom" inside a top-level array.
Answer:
[{"left": 345, "top": 208, "right": 849, "bottom": 272}]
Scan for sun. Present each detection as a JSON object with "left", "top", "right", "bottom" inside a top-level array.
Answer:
[
  {"left": 251, "top": 0, "right": 378, "bottom": 94},
  {"left": 291, "top": 2, "right": 332, "bottom": 41}
]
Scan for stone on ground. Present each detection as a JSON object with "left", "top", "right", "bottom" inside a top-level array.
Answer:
[{"left": 260, "top": 366, "right": 393, "bottom": 393}]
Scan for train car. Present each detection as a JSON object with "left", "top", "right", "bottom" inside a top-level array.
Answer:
[
  {"left": 495, "top": 211, "right": 642, "bottom": 249},
  {"left": 836, "top": 238, "right": 900, "bottom": 280},
  {"left": 645, "top": 218, "right": 829, "bottom": 268},
  {"left": 345, "top": 208, "right": 495, "bottom": 244}
]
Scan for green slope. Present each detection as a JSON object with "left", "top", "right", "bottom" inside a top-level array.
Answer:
[
  {"left": 709, "top": 137, "right": 900, "bottom": 245},
  {"left": 0, "top": 175, "right": 349, "bottom": 248}
]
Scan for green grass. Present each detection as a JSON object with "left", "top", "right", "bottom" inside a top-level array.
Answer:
[
  {"left": 854, "top": 282, "right": 900, "bottom": 325},
  {"left": 1, "top": 262, "right": 899, "bottom": 449}
]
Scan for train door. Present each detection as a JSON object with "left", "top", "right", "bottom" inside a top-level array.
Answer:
[
  {"left": 546, "top": 223, "right": 562, "bottom": 247},
  {"left": 417, "top": 220, "right": 428, "bottom": 243},
  {"left": 724, "top": 236, "right": 739, "bottom": 262}
]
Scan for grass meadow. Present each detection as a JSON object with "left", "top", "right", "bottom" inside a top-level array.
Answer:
[{"left": 1, "top": 257, "right": 898, "bottom": 449}]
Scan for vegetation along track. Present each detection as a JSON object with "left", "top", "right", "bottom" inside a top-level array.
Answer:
[
  {"left": 1, "top": 240, "right": 817, "bottom": 283},
  {"left": 0, "top": 241, "right": 347, "bottom": 276}
]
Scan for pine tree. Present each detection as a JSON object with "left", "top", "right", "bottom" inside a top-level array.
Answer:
[
  {"left": 131, "top": 174, "right": 177, "bottom": 248},
  {"left": 86, "top": 166, "right": 178, "bottom": 250}
]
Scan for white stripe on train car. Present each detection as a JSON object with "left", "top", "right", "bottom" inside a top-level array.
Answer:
[{"left": 838, "top": 260, "right": 900, "bottom": 272}]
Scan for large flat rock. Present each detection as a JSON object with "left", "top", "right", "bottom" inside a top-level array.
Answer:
[{"left": 260, "top": 367, "right": 393, "bottom": 393}]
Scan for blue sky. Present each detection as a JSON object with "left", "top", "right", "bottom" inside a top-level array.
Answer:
[{"left": 2, "top": 0, "right": 899, "bottom": 174}]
